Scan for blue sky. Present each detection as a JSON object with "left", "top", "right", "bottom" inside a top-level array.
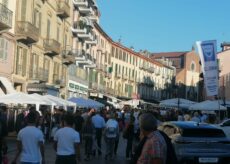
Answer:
[{"left": 97, "top": 0, "right": 230, "bottom": 52}]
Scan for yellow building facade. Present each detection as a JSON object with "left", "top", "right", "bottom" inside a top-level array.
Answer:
[{"left": 12, "top": 0, "right": 73, "bottom": 98}]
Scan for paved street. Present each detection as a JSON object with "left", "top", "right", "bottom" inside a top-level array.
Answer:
[{"left": 7, "top": 134, "right": 129, "bottom": 164}]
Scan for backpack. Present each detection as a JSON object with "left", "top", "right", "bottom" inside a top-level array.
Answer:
[
  {"left": 105, "top": 126, "right": 117, "bottom": 138},
  {"left": 159, "top": 130, "right": 178, "bottom": 164}
]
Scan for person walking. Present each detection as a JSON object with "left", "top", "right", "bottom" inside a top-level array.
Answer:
[
  {"left": 53, "top": 114, "right": 81, "bottom": 164},
  {"left": 136, "top": 113, "right": 167, "bottom": 164},
  {"left": 123, "top": 115, "right": 135, "bottom": 160},
  {"left": 91, "top": 111, "right": 105, "bottom": 156},
  {"left": 82, "top": 116, "right": 94, "bottom": 161},
  {"left": 104, "top": 113, "right": 119, "bottom": 160},
  {"left": 12, "top": 111, "right": 45, "bottom": 164}
]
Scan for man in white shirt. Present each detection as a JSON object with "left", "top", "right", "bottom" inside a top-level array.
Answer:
[
  {"left": 54, "top": 114, "right": 81, "bottom": 164},
  {"left": 104, "top": 113, "right": 119, "bottom": 160},
  {"left": 12, "top": 111, "right": 45, "bottom": 164},
  {"left": 91, "top": 111, "right": 105, "bottom": 156}
]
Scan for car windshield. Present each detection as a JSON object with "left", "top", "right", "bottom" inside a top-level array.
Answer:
[{"left": 182, "top": 128, "right": 226, "bottom": 138}]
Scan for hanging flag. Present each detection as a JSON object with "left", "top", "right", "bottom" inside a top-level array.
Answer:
[{"left": 196, "top": 40, "right": 218, "bottom": 96}]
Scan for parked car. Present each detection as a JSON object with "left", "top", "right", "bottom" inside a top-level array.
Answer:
[
  {"left": 216, "top": 119, "right": 230, "bottom": 138},
  {"left": 158, "top": 121, "right": 230, "bottom": 164}
]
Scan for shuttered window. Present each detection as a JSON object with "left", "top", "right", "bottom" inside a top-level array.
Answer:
[{"left": 21, "top": 0, "right": 27, "bottom": 21}]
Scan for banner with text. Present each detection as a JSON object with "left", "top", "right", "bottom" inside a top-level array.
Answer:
[{"left": 196, "top": 40, "right": 218, "bottom": 96}]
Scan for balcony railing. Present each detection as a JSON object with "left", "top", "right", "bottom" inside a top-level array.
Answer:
[
  {"left": 122, "top": 74, "right": 128, "bottom": 80},
  {"left": 53, "top": 74, "right": 66, "bottom": 87},
  {"left": 29, "top": 67, "right": 48, "bottom": 82},
  {"left": 0, "top": 3, "right": 12, "bottom": 30},
  {"left": 69, "top": 75, "right": 89, "bottom": 86},
  {"left": 56, "top": 0, "right": 70, "bottom": 19},
  {"left": 62, "top": 50, "right": 75, "bottom": 65},
  {"left": 89, "top": 82, "right": 98, "bottom": 90},
  {"left": 107, "top": 87, "right": 115, "bottom": 95},
  {"left": 16, "top": 21, "right": 39, "bottom": 44},
  {"left": 147, "top": 67, "right": 154, "bottom": 73},
  {"left": 44, "top": 39, "right": 61, "bottom": 56},
  {"left": 78, "top": 6, "right": 93, "bottom": 15},
  {"left": 72, "top": 21, "right": 87, "bottom": 35},
  {"left": 73, "top": 0, "right": 88, "bottom": 8}
]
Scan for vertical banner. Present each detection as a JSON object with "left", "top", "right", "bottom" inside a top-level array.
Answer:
[{"left": 196, "top": 40, "right": 218, "bottom": 96}]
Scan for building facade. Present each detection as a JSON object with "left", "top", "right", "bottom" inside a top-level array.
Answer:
[
  {"left": 1, "top": 0, "right": 176, "bottom": 101},
  {"left": 0, "top": 0, "right": 15, "bottom": 94},
  {"left": 218, "top": 42, "right": 230, "bottom": 101},
  {"left": 68, "top": 0, "right": 99, "bottom": 98},
  {"left": 12, "top": 0, "right": 73, "bottom": 98},
  {"left": 151, "top": 50, "right": 201, "bottom": 101},
  {"left": 84, "top": 24, "right": 175, "bottom": 101}
]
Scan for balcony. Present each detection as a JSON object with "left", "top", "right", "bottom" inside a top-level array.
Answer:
[
  {"left": 72, "top": 21, "right": 87, "bottom": 36},
  {"left": 43, "top": 39, "right": 61, "bottom": 57},
  {"left": 62, "top": 50, "right": 75, "bottom": 65},
  {"left": 29, "top": 67, "right": 48, "bottom": 82},
  {"left": 89, "top": 82, "right": 98, "bottom": 90},
  {"left": 147, "top": 67, "right": 154, "bottom": 73},
  {"left": 107, "top": 87, "right": 115, "bottom": 95},
  {"left": 78, "top": 7, "right": 93, "bottom": 15},
  {"left": 0, "top": 3, "right": 12, "bottom": 31},
  {"left": 78, "top": 31, "right": 93, "bottom": 41},
  {"left": 122, "top": 74, "right": 128, "bottom": 80},
  {"left": 129, "top": 76, "right": 135, "bottom": 82},
  {"left": 139, "top": 65, "right": 144, "bottom": 70},
  {"left": 69, "top": 75, "right": 89, "bottom": 86},
  {"left": 16, "top": 21, "right": 39, "bottom": 45},
  {"left": 56, "top": 0, "right": 70, "bottom": 19},
  {"left": 105, "top": 72, "right": 112, "bottom": 79},
  {"left": 73, "top": 0, "right": 88, "bottom": 8},
  {"left": 53, "top": 74, "right": 66, "bottom": 88}
]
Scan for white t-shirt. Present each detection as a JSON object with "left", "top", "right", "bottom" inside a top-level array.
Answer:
[
  {"left": 17, "top": 126, "right": 44, "bottom": 163},
  {"left": 54, "top": 127, "right": 80, "bottom": 155}
]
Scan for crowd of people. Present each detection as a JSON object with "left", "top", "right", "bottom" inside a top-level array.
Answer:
[{"left": 1, "top": 104, "right": 223, "bottom": 164}]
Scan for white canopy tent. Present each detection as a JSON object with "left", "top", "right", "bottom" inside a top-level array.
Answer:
[
  {"left": 160, "top": 98, "right": 196, "bottom": 109},
  {"left": 0, "top": 92, "right": 53, "bottom": 111},
  {"left": 43, "top": 95, "right": 76, "bottom": 111},
  {"left": 189, "top": 100, "right": 227, "bottom": 111},
  {"left": 119, "top": 99, "right": 140, "bottom": 108}
]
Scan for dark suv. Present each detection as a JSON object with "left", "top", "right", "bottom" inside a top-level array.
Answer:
[{"left": 159, "top": 121, "right": 230, "bottom": 164}]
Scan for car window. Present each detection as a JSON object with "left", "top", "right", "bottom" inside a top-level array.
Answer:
[{"left": 182, "top": 128, "right": 226, "bottom": 138}]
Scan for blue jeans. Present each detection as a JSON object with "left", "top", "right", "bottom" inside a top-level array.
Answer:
[{"left": 21, "top": 162, "right": 40, "bottom": 164}]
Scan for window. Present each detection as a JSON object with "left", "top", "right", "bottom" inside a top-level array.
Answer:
[
  {"left": 0, "top": 37, "right": 9, "bottom": 60},
  {"left": 21, "top": 0, "right": 27, "bottom": 21},
  {"left": 190, "top": 62, "right": 196, "bottom": 72},
  {"left": 123, "top": 52, "right": 126, "bottom": 61},
  {"left": 119, "top": 50, "right": 122, "bottom": 60},
  {"left": 115, "top": 48, "right": 118, "bottom": 58},
  {"left": 47, "top": 19, "right": 51, "bottom": 38},
  {"left": 111, "top": 47, "right": 114, "bottom": 57}
]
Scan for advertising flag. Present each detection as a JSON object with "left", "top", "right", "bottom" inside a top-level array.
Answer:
[{"left": 196, "top": 40, "right": 218, "bottom": 96}]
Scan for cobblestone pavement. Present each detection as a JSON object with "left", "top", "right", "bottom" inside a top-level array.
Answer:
[{"left": 6, "top": 134, "right": 130, "bottom": 164}]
